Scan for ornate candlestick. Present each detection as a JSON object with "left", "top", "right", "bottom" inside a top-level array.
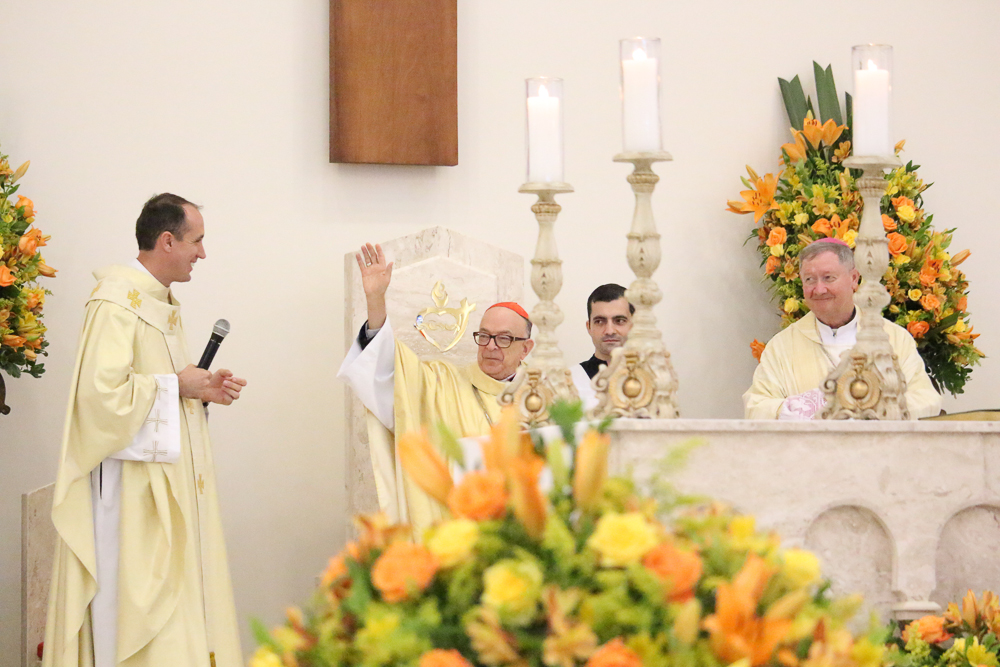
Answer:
[
  {"left": 591, "top": 151, "right": 679, "bottom": 419},
  {"left": 501, "top": 183, "right": 578, "bottom": 426},
  {"left": 818, "top": 155, "right": 907, "bottom": 419}
]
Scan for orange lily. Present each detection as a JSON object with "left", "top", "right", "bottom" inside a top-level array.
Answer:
[
  {"left": 820, "top": 119, "right": 847, "bottom": 146},
  {"left": 572, "top": 429, "right": 610, "bottom": 511},
  {"left": 780, "top": 131, "right": 807, "bottom": 163},
  {"left": 801, "top": 116, "right": 846, "bottom": 149},
  {"left": 738, "top": 173, "right": 780, "bottom": 224},
  {"left": 2, "top": 334, "right": 27, "bottom": 348},
  {"left": 750, "top": 339, "right": 766, "bottom": 362},
  {"left": 951, "top": 249, "right": 971, "bottom": 267},
  {"left": 36, "top": 262, "right": 57, "bottom": 278},
  {"left": 703, "top": 554, "right": 790, "bottom": 666},
  {"left": 398, "top": 430, "right": 454, "bottom": 506},
  {"left": 509, "top": 451, "right": 547, "bottom": 540}
]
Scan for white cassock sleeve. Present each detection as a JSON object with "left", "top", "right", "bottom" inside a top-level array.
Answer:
[
  {"left": 570, "top": 364, "right": 599, "bottom": 411},
  {"left": 337, "top": 318, "right": 396, "bottom": 430},
  {"left": 108, "top": 373, "right": 180, "bottom": 463}
]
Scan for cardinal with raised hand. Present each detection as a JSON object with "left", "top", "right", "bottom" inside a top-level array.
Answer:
[{"left": 338, "top": 242, "right": 534, "bottom": 529}]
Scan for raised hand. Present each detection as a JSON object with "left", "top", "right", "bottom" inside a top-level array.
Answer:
[{"left": 356, "top": 243, "right": 392, "bottom": 329}]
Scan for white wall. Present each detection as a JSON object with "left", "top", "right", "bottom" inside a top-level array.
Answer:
[{"left": 1, "top": 0, "right": 998, "bottom": 658}]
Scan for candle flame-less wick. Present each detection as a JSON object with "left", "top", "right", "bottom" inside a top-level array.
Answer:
[
  {"left": 867, "top": 59, "right": 878, "bottom": 70},
  {"left": 633, "top": 47, "right": 647, "bottom": 62},
  {"left": 538, "top": 84, "right": 549, "bottom": 98}
]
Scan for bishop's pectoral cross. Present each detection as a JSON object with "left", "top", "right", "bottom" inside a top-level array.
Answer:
[
  {"left": 144, "top": 441, "right": 167, "bottom": 462},
  {"left": 145, "top": 410, "right": 168, "bottom": 432}
]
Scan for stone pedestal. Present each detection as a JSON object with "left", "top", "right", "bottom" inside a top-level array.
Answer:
[
  {"left": 610, "top": 419, "right": 1000, "bottom": 622},
  {"left": 22, "top": 483, "right": 55, "bottom": 667}
]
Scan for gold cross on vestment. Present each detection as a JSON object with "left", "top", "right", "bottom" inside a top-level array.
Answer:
[
  {"left": 154, "top": 379, "right": 168, "bottom": 398},
  {"left": 198, "top": 474, "right": 205, "bottom": 494},
  {"left": 187, "top": 400, "right": 196, "bottom": 415},
  {"left": 168, "top": 311, "right": 179, "bottom": 331},
  {"left": 145, "top": 410, "right": 168, "bottom": 432},
  {"left": 144, "top": 441, "right": 167, "bottom": 462},
  {"left": 91, "top": 283, "right": 101, "bottom": 297},
  {"left": 127, "top": 289, "right": 142, "bottom": 309}
]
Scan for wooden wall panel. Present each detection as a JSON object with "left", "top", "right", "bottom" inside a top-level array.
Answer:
[{"left": 330, "top": 0, "right": 458, "bottom": 166}]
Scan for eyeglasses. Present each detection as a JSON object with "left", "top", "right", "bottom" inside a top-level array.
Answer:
[{"left": 472, "top": 332, "right": 529, "bottom": 348}]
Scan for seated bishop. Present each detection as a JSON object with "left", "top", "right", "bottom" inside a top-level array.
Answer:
[
  {"left": 337, "top": 243, "right": 534, "bottom": 529},
  {"left": 743, "top": 238, "right": 941, "bottom": 420}
]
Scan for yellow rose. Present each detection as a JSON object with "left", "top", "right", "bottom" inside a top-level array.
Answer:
[
  {"left": 780, "top": 548, "right": 821, "bottom": 588},
  {"left": 588, "top": 512, "right": 658, "bottom": 567},
  {"left": 842, "top": 229, "right": 858, "bottom": 248},
  {"left": 908, "top": 289, "right": 922, "bottom": 301},
  {"left": 249, "top": 647, "right": 284, "bottom": 667},
  {"left": 939, "top": 268, "right": 952, "bottom": 281},
  {"left": 893, "top": 254, "right": 911, "bottom": 266},
  {"left": 793, "top": 213, "right": 809, "bottom": 226},
  {"left": 896, "top": 205, "right": 916, "bottom": 223},
  {"left": 769, "top": 244, "right": 785, "bottom": 257},
  {"left": 783, "top": 298, "right": 799, "bottom": 314},
  {"left": 426, "top": 519, "right": 479, "bottom": 568},
  {"left": 482, "top": 559, "right": 543, "bottom": 626},
  {"left": 954, "top": 320, "right": 968, "bottom": 333}
]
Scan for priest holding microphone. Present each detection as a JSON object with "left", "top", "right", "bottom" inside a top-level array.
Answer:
[{"left": 44, "top": 194, "right": 247, "bottom": 667}]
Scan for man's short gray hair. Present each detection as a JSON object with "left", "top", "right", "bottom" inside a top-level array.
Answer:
[{"left": 799, "top": 240, "right": 855, "bottom": 270}]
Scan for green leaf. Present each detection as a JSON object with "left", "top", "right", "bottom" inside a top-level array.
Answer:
[
  {"left": 813, "top": 62, "right": 843, "bottom": 125},
  {"left": 435, "top": 422, "right": 464, "bottom": 468},
  {"left": 249, "top": 617, "right": 283, "bottom": 653},
  {"left": 845, "top": 92, "right": 853, "bottom": 140},
  {"left": 343, "top": 557, "right": 373, "bottom": 617},
  {"left": 549, "top": 400, "right": 584, "bottom": 444},
  {"left": 779, "top": 75, "right": 809, "bottom": 131}
]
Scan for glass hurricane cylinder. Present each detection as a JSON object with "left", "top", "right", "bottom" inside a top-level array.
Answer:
[
  {"left": 620, "top": 37, "right": 662, "bottom": 153},
  {"left": 525, "top": 77, "right": 564, "bottom": 184},
  {"left": 851, "top": 44, "right": 893, "bottom": 157}
]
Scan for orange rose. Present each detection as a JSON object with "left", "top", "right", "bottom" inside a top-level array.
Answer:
[
  {"left": 811, "top": 218, "right": 833, "bottom": 237},
  {"left": 643, "top": 542, "right": 703, "bottom": 602},
  {"left": 448, "top": 470, "right": 508, "bottom": 520},
  {"left": 891, "top": 195, "right": 914, "bottom": 210},
  {"left": 419, "top": 649, "right": 474, "bottom": 667},
  {"left": 887, "top": 232, "right": 908, "bottom": 257},
  {"left": 907, "top": 321, "right": 930, "bottom": 339},
  {"left": 919, "top": 264, "right": 937, "bottom": 287},
  {"left": 2, "top": 334, "right": 27, "bottom": 348},
  {"left": 750, "top": 339, "right": 766, "bottom": 362},
  {"left": 0, "top": 265, "right": 15, "bottom": 287},
  {"left": 766, "top": 227, "right": 787, "bottom": 247},
  {"left": 902, "top": 615, "right": 952, "bottom": 644},
  {"left": 957, "top": 296, "right": 968, "bottom": 312},
  {"left": 920, "top": 294, "right": 942, "bottom": 312},
  {"left": 765, "top": 256, "right": 781, "bottom": 275},
  {"left": 16, "top": 195, "right": 35, "bottom": 219},
  {"left": 586, "top": 638, "right": 642, "bottom": 667},
  {"left": 882, "top": 214, "right": 897, "bottom": 232},
  {"left": 371, "top": 541, "right": 437, "bottom": 603}
]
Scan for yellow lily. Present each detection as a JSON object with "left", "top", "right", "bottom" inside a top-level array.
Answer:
[{"left": 572, "top": 429, "right": 610, "bottom": 511}]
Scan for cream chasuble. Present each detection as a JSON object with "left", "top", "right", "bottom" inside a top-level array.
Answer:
[
  {"left": 743, "top": 311, "right": 941, "bottom": 420},
  {"left": 339, "top": 320, "right": 505, "bottom": 530},
  {"left": 44, "top": 265, "right": 241, "bottom": 667}
]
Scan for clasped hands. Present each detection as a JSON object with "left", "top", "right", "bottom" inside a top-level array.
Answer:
[{"left": 178, "top": 365, "right": 247, "bottom": 406}]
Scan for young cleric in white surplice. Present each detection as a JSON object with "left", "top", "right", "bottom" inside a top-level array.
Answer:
[
  {"left": 743, "top": 238, "right": 940, "bottom": 420},
  {"left": 44, "top": 195, "right": 247, "bottom": 667},
  {"left": 569, "top": 284, "right": 634, "bottom": 411},
  {"left": 337, "top": 243, "right": 534, "bottom": 531}
]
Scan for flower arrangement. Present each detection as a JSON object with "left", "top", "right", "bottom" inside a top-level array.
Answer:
[
  {"left": 728, "top": 63, "right": 981, "bottom": 396},
  {"left": 887, "top": 591, "right": 1000, "bottom": 667},
  {"left": 253, "top": 404, "right": 884, "bottom": 667},
  {"left": 0, "top": 144, "right": 56, "bottom": 380}
]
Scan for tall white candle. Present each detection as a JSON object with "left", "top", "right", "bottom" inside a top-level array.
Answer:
[
  {"left": 527, "top": 84, "right": 563, "bottom": 183},
  {"left": 622, "top": 47, "right": 661, "bottom": 152},
  {"left": 853, "top": 60, "right": 891, "bottom": 156}
]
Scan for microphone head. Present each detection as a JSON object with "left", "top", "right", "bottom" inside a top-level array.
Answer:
[{"left": 212, "top": 319, "right": 231, "bottom": 339}]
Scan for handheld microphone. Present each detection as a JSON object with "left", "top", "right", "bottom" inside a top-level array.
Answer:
[{"left": 198, "top": 319, "right": 230, "bottom": 370}]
